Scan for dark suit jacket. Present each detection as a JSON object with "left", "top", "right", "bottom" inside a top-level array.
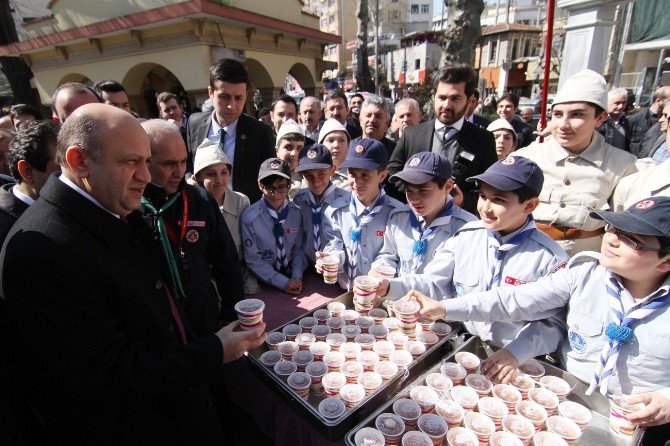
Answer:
[
  {"left": 638, "top": 133, "right": 666, "bottom": 159},
  {"left": 0, "top": 184, "right": 27, "bottom": 248},
  {"left": 596, "top": 116, "right": 630, "bottom": 152},
  {"left": 387, "top": 119, "right": 497, "bottom": 214},
  {"left": 1, "top": 175, "right": 225, "bottom": 445},
  {"left": 471, "top": 114, "right": 491, "bottom": 129},
  {"left": 637, "top": 121, "right": 663, "bottom": 159},
  {"left": 187, "top": 112, "right": 275, "bottom": 203},
  {"left": 628, "top": 108, "right": 659, "bottom": 156}
]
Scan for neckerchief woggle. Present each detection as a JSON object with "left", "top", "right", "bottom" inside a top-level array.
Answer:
[{"left": 409, "top": 200, "right": 453, "bottom": 271}]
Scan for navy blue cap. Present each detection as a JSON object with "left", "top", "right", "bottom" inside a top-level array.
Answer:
[
  {"left": 590, "top": 197, "right": 670, "bottom": 239},
  {"left": 467, "top": 155, "right": 544, "bottom": 195},
  {"left": 258, "top": 157, "right": 291, "bottom": 181},
  {"left": 391, "top": 152, "right": 452, "bottom": 184},
  {"left": 340, "top": 138, "right": 388, "bottom": 171},
  {"left": 295, "top": 144, "right": 333, "bottom": 173}
]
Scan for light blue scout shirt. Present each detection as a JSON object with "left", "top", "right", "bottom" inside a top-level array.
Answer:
[
  {"left": 241, "top": 198, "right": 306, "bottom": 290},
  {"left": 293, "top": 183, "right": 350, "bottom": 263},
  {"left": 442, "top": 252, "right": 670, "bottom": 399},
  {"left": 322, "top": 191, "right": 406, "bottom": 290},
  {"left": 371, "top": 200, "right": 476, "bottom": 283}
]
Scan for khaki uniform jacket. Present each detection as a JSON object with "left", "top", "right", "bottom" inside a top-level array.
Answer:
[{"left": 612, "top": 158, "right": 670, "bottom": 211}]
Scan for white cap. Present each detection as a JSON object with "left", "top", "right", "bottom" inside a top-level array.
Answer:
[
  {"left": 553, "top": 69, "right": 608, "bottom": 110},
  {"left": 318, "top": 118, "right": 350, "bottom": 144},
  {"left": 487, "top": 118, "right": 517, "bottom": 144},
  {"left": 275, "top": 119, "right": 304, "bottom": 146},
  {"left": 194, "top": 139, "right": 232, "bottom": 177}
]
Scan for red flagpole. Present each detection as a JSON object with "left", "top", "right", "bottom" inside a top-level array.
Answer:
[{"left": 539, "top": 0, "right": 556, "bottom": 140}]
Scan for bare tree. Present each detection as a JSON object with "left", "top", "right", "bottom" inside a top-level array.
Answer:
[
  {"left": 440, "top": 0, "right": 485, "bottom": 66},
  {"left": 355, "top": 0, "right": 375, "bottom": 92}
]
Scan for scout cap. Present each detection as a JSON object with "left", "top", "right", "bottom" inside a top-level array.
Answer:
[
  {"left": 275, "top": 119, "right": 305, "bottom": 146},
  {"left": 258, "top": 157, "right": 291, "bottom": 181},
  {"left": 590, "top": 197, "right": 670, "bottom": 239},
  {"left": 318, "top": 118, "right": 350, "bottom": 144},
  {"left": 340, "top": 138, "right": 388, "bottom": 171},
  {"left": 553, "top": 69, "right": 608, "bottom": 110},
  {"left": 467, "top": 155, "right": 544, "bottom": 195},
  {"left": 295, "top": 144, "right": 333, "bottom": 173},
  {"left": 487, "top": 118, "right": 517, "bottom": 145},
  {"left": 391, "top": 151, "right": 452, "bottom": 184},
  {"left": 193, "top": 139, "right": 232, "bottom": 177}
]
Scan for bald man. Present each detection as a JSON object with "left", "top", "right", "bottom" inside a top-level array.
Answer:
[
  {"left": 629, "top": 85, "right": 670, "bottom": 156},
  {"left": 50, "top": 82, "right": 100, "bottom": 123}
]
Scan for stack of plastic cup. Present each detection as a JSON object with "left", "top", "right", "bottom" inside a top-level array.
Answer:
[
  {"left": 353, "top": 276, "right": 380, "bottom": 314},
  {"left": 464, "top": 412, "right": 496, "bottom": 446},
  {"left": 375, "top": 413, "right": 406, "bottom": 446},
  {"left": 305, "top": 361, "right": 328, "bottom": 395},
  {"left": 321, "top": 255, "right": 340, "bottom": 284},
  {"left": 393, "top": 299, "right": 421, "bottom": 336},
  {"left": 322, "top": 371, "right": 346, "bottom": 397},
  {"left": 287, "top": 372, "right": 311, "bottom": 399},
  {"left": 393, "top": 398, "right": 422, "bottom": 431},
  {"left": 234, "top": 299, "right": 265, "bottom": 330},
  {"left": 516, "top": 400, "right": 549, "bottom": 432},
  {"left": 502, "top": 415, "right": 536, "bottom": 445},
  {"left": 358, "top": 371, "right": 383, "bottom": 396},
  {"left": 340, "top": 383, "right": 366, "bottom": 408}
]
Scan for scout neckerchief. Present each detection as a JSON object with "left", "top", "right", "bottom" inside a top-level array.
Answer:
[
  {"left": 263, "top": 198, "right": 291, "bottom": 273},
  {"left": 409, "top": 200, "right": 453, "bottom": 271},
  {"left": 586, "top": 272, "right": 670, "bottom": 395},
  {"left": 346, "top": 190, "right": 386, "bottom": 287},
  {"left": 308, "top": 182, "right": 336, "bottom": 255},
  {"left": 486, "top": 217, "right": 535, "bottom": 290}
]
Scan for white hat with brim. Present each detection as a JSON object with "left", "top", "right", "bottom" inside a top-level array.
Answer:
[
  {"left": 487, "top": 118, "right": 517, "bottom": 145},
  {"left": 275, "top": 118, "right": 305, "bottom": 146},
  {"left": 318, "top": 118, "right": 350, "bottom": 144},
  {"left": 553, "top": 69, "right": 608, "bottom": 110},
  {"left": 194, "top": 139, "right": 232, "bottom": 178}
]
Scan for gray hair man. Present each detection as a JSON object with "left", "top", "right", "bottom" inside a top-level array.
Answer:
[
  {"left": 596, "top": 87, "right": 630, "bottom": 152},
  {"left": 358, "top": 94, "right": 395, "bottom": 158}
]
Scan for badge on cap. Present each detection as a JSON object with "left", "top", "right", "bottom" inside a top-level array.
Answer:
[
  {"left": 409, "top": 157, "right": 420, "bottom": 167},
  {"left": 307, "top": 149, "right": 317, "bottom": 159},
  {"left": 270, "top": 161, "right": 280, "bottom": 169},
  {"left": 502, "top": 156, "right": 516, "bottom": 165},
  {"left": 635, "top": 199, "right": 655, "bottom": 210},
  {"left": 355, "top": 145, "right": 365, "bottom": 154}
]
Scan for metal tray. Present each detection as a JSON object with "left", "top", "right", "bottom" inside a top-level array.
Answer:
[
  {"left": 247, "top": 292, "right": 461, "bottom": 441},
  {"left": 344, "top": 336, "right": 645, "bottom": 446}
]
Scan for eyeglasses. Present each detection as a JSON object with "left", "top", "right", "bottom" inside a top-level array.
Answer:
[
  {"left": 604, "top": 224, "right": 663, "bottom": 251},
  {"left": 262, "top": 184, "right": 290, "bottom": 195}
]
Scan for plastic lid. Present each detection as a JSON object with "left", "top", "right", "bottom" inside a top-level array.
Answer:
[
  {"left": 309, "top": 341, "right": 331, "bottom": 356},
  {"left": 446, "top": 427, "right": 478, "bottom": 446},
  {"left": 305, "top": 361, "right": 328, "bottom": 377},
  {"left": 393, "top": 299, "right": 420, "bottom": 315},
  {"left": 318, "top": 397, "right": 346, "bottom": 419},
  {"left": 515, "top": 400, "right": 548, "bottom": 423},
  {"left": 375, "top": 413, "right": 405, "bottom": 436},
  {"left": 234, "top": 298, "right": 264, "bottom": 315},
  {"left": 354, "top": 427, "right": 385, "bottom": 446},
  {"left": 393, "top": 398, "right": 422, "bottom": 419},
  {"left": 266, "top": 331, "right": 286, "bottom": 345},
  {"left": 299, "top": 316, "right": 318, "bottom": 328},
  {"left": 274, "top": 360, "right": 297, "bottom": 375},
  {"left": 502, "top": 415, "right": 536, "bottom": 438},
  {"left": 539, "top": 376, "right": 571, "bottom": 395},
  {"left": 260, "top": 350, "right": 282, "bottom": 366},
  {"left": 417, "top": 413, "right": 448, "bottom": 436},
  {"left": 287, "top": 372, "right": 311, "bottom": 389},
  {"left": 282, "top": 324, "right": 302, "bottom": 336},
  {"left": 410, "top": 386, "right": 439, "bottom": 406},
  {"left": 464, "top": 411, "right": 495, "bottom": 435}
]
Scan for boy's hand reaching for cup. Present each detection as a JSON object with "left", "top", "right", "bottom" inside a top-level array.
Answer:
[
  {"left": 406, "top": 290, "right": 446, "bottom": 320},
  {"left": 480, "top": 348, "right": 519, "bottom": 383},
  {"left": 626, "top": 392, "right": 670, "bottom": 426}
]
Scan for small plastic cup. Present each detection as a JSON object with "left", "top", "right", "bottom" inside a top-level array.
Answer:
[
  {"left": 545, "top": 415, "right": 582, "bottom": 446},
  {"left": 326, "top": 316, "right": 345, "bottom": 332},
  {"left": 531, "top": 431, "right": 569, "bottom": 446},
  {"left": 463, "top": 411, "right": 496, "bottom": 446},
  {"left": 341, "top": 341, "right": 363, "bottom": 360},
  {"left": 313, "top": 308, "right": 331, "bottom": 324},
  {"left": 373, "top": 264, "right": 396, "bottom": 279},
  {"left": 273, "top": 360, "right": 297, "bottom": 381},
  {"left": 355, "top": 316, "right": 375, "bottom": 333},
  {"left": 305, "top": 361, "right": 328, "bottom": 394},
  {"left": 539, "top": 376, "right": 571, "bottom": 402},
  {"left": 373, "top": 340, "right": 395, "bottom": 360},
  {"left": 368, "top": 307, "right": 388, "bottom": 323},
  {"left": 435, "top": 398, "right": 465, "bottom": 428},
  {"left": 321, "top": 371, "right": 346, "bottom": 397},
  {"left": 355, "top": 275, "right": 381, "bottom": 291},
  {"left": 326, "top": 333, "right": 347, "bottom": 351},
  {"left": 376, "top": 413, "right": 406, "bottom": 445},
  {"left": 374, "top": 360, "right": 399, "bottom": 381},
  {"left": 478, "top": 396, "right": 509, "bottom": 429},
  {"left": 402, "top": 431, "right": 433, "bottom": 446},
  {"left": 281, "top": 323, "right": 302, "bottom": 341},
  {"left": 441, "top": 362, "right": 467, "bottom": 386},
  {"left": 430, "top": 322, "right": 453, "bottom": 338},
  {"left": 509, "top": 373, "right": 535, "bottom": 399},
  {"left": 260, "top": 350, "right": 282, "bottom": 368},
  {"left": 383, "top": 300, "right": 396, "bottom": 318},
  {"left": 502, "top": 415, "right": 536, "bottom": 446},
  {"left": 322, "top": 351, "right": 345, "bottom": 372},
  {"left": 455, "top": 351, "right": 481, "bottom": 374},
  {"left": 390, "top": 349, "right": 414, "bottom": 371},
  {"left": 515, "top": 400, "right": 549, "bottom": 432},
  {"left": 609, "top": 396, "right": 645, "bottom": 438},
  {"left": 465, "top": 374, "right": 493, "bottom": 397},
  {"left": 299, "top": 316, "right": 318, "bottom": 332},
  {"left": 417, "top": 331, "right": 439, "bottom": 346},
  {"left": 393, "top": 398, "right": 422, "bottom": 430},
  {"left": 327, "top": 301, "right": 346, "bottom": 318},
  {"left": 528, "top": 387, "right": 559, "bottom": 416},
  {"left": 311, "top": 324, "right": 332, "bottom": 341},
  {"left": 418, "top": 413, "right": 448, "bottom": 445},
  {"left": 342, "top": 309, "right": 359, "bottom": 324},
  {"left": 318, "top": 397, "right": 345, "bottom": 420},
  {"left": 309, "top": 341, "right": 331, "bottom": 361},
  {"left": 404, "top": 340, "right": 427, "bottom": 357},
  {"left": 369, "top": 324, "right": 390, "bottom": 341},
  {"left": 383, "top": 316, "right": 400, "bottom": 332},
  {"left": 489, "top": 431, "right": 524, "bottom": 446},
  {"left": 446, "top": 426, "right": 478, "bottom": 446},
  {"left": 287, "top": 371, "right": 311, "bottom": 399},
  {"left": 519, "top": 359, "right": 546, "bottom": 381},
  {"left": 234, "top": 298, "right": 265, "bottom": 330},
  {"left": 388, "top": 331, "right": 410, "bottom": 349},
  {"left": 410, "top": 385, "right": 440, "bottom": 414},
  {"left": 340, "top": 383, "right": 366, "bottom": 408},
  {"left": 342, "top": 324, "right": 362, "bottom": 340},
  {"left": 321, "top": 255, "right": 340, "bottom": 284},
  {"left": 493, "top": 384, "right": 523, "bottom": 412},
  {"left": 357, "top": 350, "right": 380, "bottom": 371},
  {"left": 354, "top": 333, "right": 376, "bottom": 350},
  {"left": 425, "top": 373, "right": 453, "bottom": 397},
  {"left": 358, "top": 371, "right": 383, "bottom": 395},
  {"left": 265, "top": 331, "right": 286, "bottom": 350},
  {"left": 341, "top": 360, "right": 365, "bottom": 383},
  {"left": 450, "top": 385, "right": 479, "bottom": 411},
  {"left": 291, "top": 350, "right": 314, "bottom": 371},
  {"left": 355, "top": 427, "right": 386, "bottom": 446},
  {"left": 295, "top": 332, "right": 316, "bottom": 350},
  {"left": 278, "top": 341, "right": 299, "bottom": 360},
  {"left": 417, "top": 318, "right": 434, "bottom": 332},
  {"left": 557, "top": 401, "right": 592, "bottom": 432}
]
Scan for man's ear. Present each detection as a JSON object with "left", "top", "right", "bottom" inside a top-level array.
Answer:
[
  {"left": 523, "top": 197, "right": 540, "bottom": 214},
  {"left": 64, "top": 146, "right": 90, "bottom": 178},
  {"left": 16, "top": 160, "right": 34, "bottom": 185},
  {"left": 657, "top": 255, "right": 670, "bottom": 274}
]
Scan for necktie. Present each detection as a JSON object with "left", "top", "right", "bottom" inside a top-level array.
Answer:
[
  {"left": 409, "top": 201, "right": 453, "bottom": 271},
  {"left": 442, "top": 126, "right": 457, "bottom": 145},
  {"left": 486, "top": 223, "right": 534, "bottom": 289},
  {"left": 346, "top": 192, "right": 386, "bottom": 288},
  {"left": 265, "top": 199, "right": 291, "bottom": 273},
  {"left": 586, "top": 273, "right": 670, "bottom": 395},
  {"left": 308, "top": 183, "right": 336, "bottom": 255},
  {"left": 218, "top": 128, "right": 226, "bottom": 152}
]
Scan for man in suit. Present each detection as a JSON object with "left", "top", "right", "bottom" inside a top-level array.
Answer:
[
  {"left": 187, "top": 59, "right": 275, "bottom": 204},
  {"left": 637, "top": 100, "right": 670, "bottom": 162},
  {"left": 596, "top": 87, "right": 631, "bottom": 152},
  {"left": 628, "top": 85, "right": 670, "bottom": 156},
  {"left": 467, "top": 90, "right": 491, "bottom": 129},
  {"left": 323, "top": 90, "right": 362, "bottom": 140},
  {"left": 387, "top": 64, "right": 497, "bottom": 214},
  {"left": 0, "top": 103, "right": 265, "bottom": 444}
]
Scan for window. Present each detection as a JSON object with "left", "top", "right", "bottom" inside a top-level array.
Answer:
[
  {"left": 511, "top": 39, "right": 519, "bottom": 60},
  {"left": 414, "top": 59, "right": 421, "bottom": 70},
  {"left": 489, "top": 40, "right": 498, "bottom": 64},
  {"left": 410, "top": 4, "right": 419, "bottom": 14},
  {"left": 421, "top": 4, "right": 429, "bottom": 13},
  {"left": 390, "top": 10, "right": 400, "bottom": 19},
  {"left": 523, "top": 39, "right": 531, "bottom": 57}
]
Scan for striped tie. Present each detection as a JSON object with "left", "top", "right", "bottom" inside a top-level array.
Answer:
[
  {"left": 586, "top": 273, "right": 670, "bottom": 395},
  {"left": 409, "top": 200, "right": 453, "bottom": 271},
  {"left": 346, "top": 191, "right": 386, "bottom": 288},
  {"left": 308, "top": 183, "right": 336, "bottom": 255},
  {"left": 265, "top": 199, "right": 291, "bottom": 273},
  {"left": 486, "top": 220, "right": 535, "bottom": 290}
]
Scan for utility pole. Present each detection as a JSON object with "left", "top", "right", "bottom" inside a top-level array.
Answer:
[{"left": 374, "top": 0, "right": 380, "bottom": 95}]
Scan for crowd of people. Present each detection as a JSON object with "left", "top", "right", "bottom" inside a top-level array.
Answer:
[{"left": 0, "top": 56, "right": 670, "bottom": 445}]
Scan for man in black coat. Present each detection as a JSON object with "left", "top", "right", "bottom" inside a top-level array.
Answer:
[
  {"left": 628, "top": 86, "right": 670, "bottom": 156},
  {"left": 0, "top": 104, "right": 265, "bottom": 445},
  {"left": 387, "top": 64, "right": 497, "bottom": 214},
  {"left": 187, "top": 59, "right": 275, "bottom": 204}
]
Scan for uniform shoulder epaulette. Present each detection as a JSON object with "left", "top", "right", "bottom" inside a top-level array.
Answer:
[
  {"left": 454, "top": 220, "right": 485, "bottom": 235},
  {"left": 329, "top": 195, "right": 350, "bottom": 210},
  {"left": 566, "top": 250, "right": 600, "bottom": 268},
  {"left": 241, "top": 200, "right": 262, "bottom": 223}
]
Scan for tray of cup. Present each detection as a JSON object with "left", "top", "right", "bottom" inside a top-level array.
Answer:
[
  {"left": 246, "top": 286, "right": 463, "bottom": 441},
  {"left": 345, "top": 336, "right": 645, "bottom": 446}
]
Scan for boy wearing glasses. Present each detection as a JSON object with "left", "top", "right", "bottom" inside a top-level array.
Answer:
[
  {"left": 414, "top": 197, "right": 670, "bottom": 431},
  {"left": 241, "top": 158, "right": 305, "bottom": 294}
]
